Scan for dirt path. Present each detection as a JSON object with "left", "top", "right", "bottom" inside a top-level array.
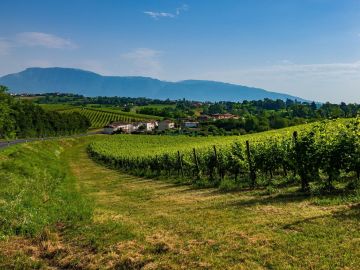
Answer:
[{"left": 61, "top": 140, "right": 360, "bottom": 269}]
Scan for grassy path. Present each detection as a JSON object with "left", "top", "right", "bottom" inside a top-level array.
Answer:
[{"left": 61, "top": 140, "right": 360, "bottom": 269}]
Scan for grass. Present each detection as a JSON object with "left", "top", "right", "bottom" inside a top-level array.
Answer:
[
  {"left": 0, "top": 140, "right": 92, "bottom": 237},
  {"left": 0, "top": 136, "right": 359, "bottom": 269}
]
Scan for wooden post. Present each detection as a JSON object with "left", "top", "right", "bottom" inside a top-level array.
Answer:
[
  {"left": 213, "top": 145, "right": 218, "bottom": 177},
  {"left": 213, "top": 145, "right": 218, "bottom": 159},
  {"left": 213, "top": 145, "right": 221, "bottom": 179},
  {"left": 155, "top": 155, "right": 160, "bottom": 176},
  {"left": 246, "top": 140, "right": 256, "bottom": 188},
  {"left": 293, "top": 131, "right": 299, "bottom": 175},
  {"left": 193, "top": 148, "right": 200, "bottom": 179},
  {"left": 293, "top": 131, "right": 308, "bottom": 191},
  {"left": 293, "top": 131, "right": 298, "bottom": 144},
  {"left": 178, "top": 151, "right": 184, "bottom": 178}
]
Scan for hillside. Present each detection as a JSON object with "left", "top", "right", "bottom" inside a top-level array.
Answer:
[
  {"left": 0, "top": 132, "right": 358, "bottom": 268},
  {"left": 56, "top": 107, "right": 159, "bottom": 128},
  {"left": 0, "top": 67, "right": 307, "bottom": 102}
]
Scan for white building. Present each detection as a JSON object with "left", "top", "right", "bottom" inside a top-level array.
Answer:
[
  {"left": 158, "top": 120, "right": 175, "bottom": 131},
  {"left": 141, "top": 121, "right": 157, "bottom": 131},
  {"left": 103, "top": 122, "right": 134, "bottom": 134},
  {"left": 131, "top": 121, "right": 157, "bottom": 132},
  {"left": 183, "top": 121, "right": 199, "bottom": 128},
  {"left": 104, "top": 121, "right": 158, "bottom": 134}
]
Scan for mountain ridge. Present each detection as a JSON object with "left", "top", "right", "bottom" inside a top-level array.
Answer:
[{"left": 0, "top": 67, "right": 308, "bottom": 102}]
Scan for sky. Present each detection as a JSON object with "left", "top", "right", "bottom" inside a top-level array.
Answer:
[{"left": 1, "top": 0, "right": 360, "bottom": 103}]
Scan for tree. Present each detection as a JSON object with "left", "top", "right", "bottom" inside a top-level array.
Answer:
[
  {"left": 0, "top": 85, "right": 15, "bottom": 138},
  {"left": 0, "top": 85, "right": 9, "bottom": 93}
]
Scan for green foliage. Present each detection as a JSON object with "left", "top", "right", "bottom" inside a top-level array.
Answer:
[
  {"left": 0, "top": 135, "right": 358, "bottom": 268},
  {"left": 35, "top": 93, "right": 360, "bottom": 136},
  {"left": 88, "top": 118, "right": 360, "bottom": 194},
  {"left": 0, "top": 86, "right": 91, "bottom": 139},
  {"left": 0, "top": 141, "right": 92, "bottom": 237}
]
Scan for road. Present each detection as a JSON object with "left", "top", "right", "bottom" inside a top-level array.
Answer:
[{"left": 0, "top": 131, "right": 102, "bottom": 149}]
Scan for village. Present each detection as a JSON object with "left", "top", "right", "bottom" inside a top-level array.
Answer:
[{"left": 103, "top": 113, "right": 240, "bottom": 134}]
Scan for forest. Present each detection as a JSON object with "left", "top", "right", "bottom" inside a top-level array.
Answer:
[{"left": 0, "top": 86, "right": 90, "bottom": 139}]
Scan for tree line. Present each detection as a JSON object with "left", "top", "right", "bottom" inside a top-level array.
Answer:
[{"left": 0, "top": 86, "right": 91, "bottom": 139}]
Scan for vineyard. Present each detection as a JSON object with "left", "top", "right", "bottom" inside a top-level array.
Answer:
[
  {"left": 88, "top": 118, "right": 360, "bottom": 193},
  {"left": 41, "top": 105, "right": 159, "bottom": 128}
]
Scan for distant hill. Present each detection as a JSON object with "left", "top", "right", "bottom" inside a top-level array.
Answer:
[{"left": 0, "top": 67, "right": 307, "bottom": 102}]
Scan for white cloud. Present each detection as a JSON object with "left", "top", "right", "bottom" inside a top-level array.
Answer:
[
  {"left": 144, "top": 11, "right": 175, "bottom": 19},
  {"left": 15, "top": 32, "right": 77, "bottom": 49},
  {"left": 200, "top": 61, "right": 360, "bottom": 83},
  {"left": 0, "top": 40, "right": 11, "bottom": 56},
  {"left": 176, "top": 4, "right": 188, "bottom": 15},
  {"left": 253, "top": 61, "right": 360, "bottom": 77},
  {"left": 121, "top": 48, "right": 162, "bottom": 76},
  {"left": 279, "top": 59, "right": 293, "bottom": 65},
  {"left": 198, "top": 61, "right": 360, "bottom": 103},
  {"left": 144, "top": 4, "right": 188, "bottom": 20}
]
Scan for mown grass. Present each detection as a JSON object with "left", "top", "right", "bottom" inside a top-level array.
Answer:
[
  {"left": 0, "top": 137, "right": 359, "bottom": 269},
  {"left": 0, "top": 139, "right": 93, "bottom": 268},
  {"left": 70, "top": 138, "right": 360, "bottom": 269},
  {"left": 0, "top": 140, "right": 92, "bottom": 237}
]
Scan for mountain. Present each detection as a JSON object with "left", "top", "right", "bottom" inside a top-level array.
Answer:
[{"left": 0, "top": 67, "right": 307, "bottom": 102}]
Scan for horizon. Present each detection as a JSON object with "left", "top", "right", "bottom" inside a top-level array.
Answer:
[
  {"left": 1, "top": 0, "right": 360, "bottom": 103},
  {"left": 0, "top": 66, "right": 312, "bottom": 102}
]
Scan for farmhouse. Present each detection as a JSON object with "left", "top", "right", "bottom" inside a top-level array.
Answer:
[
  {"left": 158, "top": 120, "right": 175, "bottom": 131},
  {"left": 133, "top": 121, "right": 157, "bottom": 132},
  {"left": 211, "top": 113, "right": 239, "bottom": 120},
  {"left": 140, "top": 121, "right": 157, "bottom": 131},
  {"left": 103, "top": 122, "right": 134, "bottom": 134}
]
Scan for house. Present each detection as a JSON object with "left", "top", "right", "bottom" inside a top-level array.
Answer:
[
  {"left": 103, "top": 122, "right": 134, "bottom": 134},
  {"left": 211, "top": 113, "right": 239, "bottom": 120},
  {"left": 183, "top": 121, "right": 199, "bottom": 128},
  {"left": 141, "top": 121, "right": 157, "bottom": 131},
  {"left": 133, "top": 121, "right": 157, "bottom": 132},
  {"left": 198, "top": 115, "right": 212, "bottom": 121},
  {"left": 158, "top": 120, "right": 175, "bottom": 131},
  {"left": 131, "top": 122, "right": 143, "bottom": 131}
]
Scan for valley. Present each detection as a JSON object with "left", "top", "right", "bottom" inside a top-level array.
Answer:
[{"left": 0, "top": 129, "right": 359, "bottom": 269}]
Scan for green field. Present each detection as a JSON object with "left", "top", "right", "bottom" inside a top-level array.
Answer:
[
  {"left": 84, "top": 105, "right": 159, "bottom": 119},
  {"left": 88, "top": 123, "right": 305, "bottom": 158},
  {"left": 88, "top": 119, "right": 354, "bottom": 159},
  {"left": 88, "top": 118, "right": 359, "bottom": 197},
  {"left": 40, "top": 104, "right": 160, "bottom": 128},
  {"left": 131, "top": 103, "right": 177, "bottom": 112},
  {"left": 0, "top": 134, "right": 359, "bottom": 269}
]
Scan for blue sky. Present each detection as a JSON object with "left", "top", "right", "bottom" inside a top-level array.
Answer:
[{"left": 1, "top": 0, "right": 360, "bottom": 102}]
